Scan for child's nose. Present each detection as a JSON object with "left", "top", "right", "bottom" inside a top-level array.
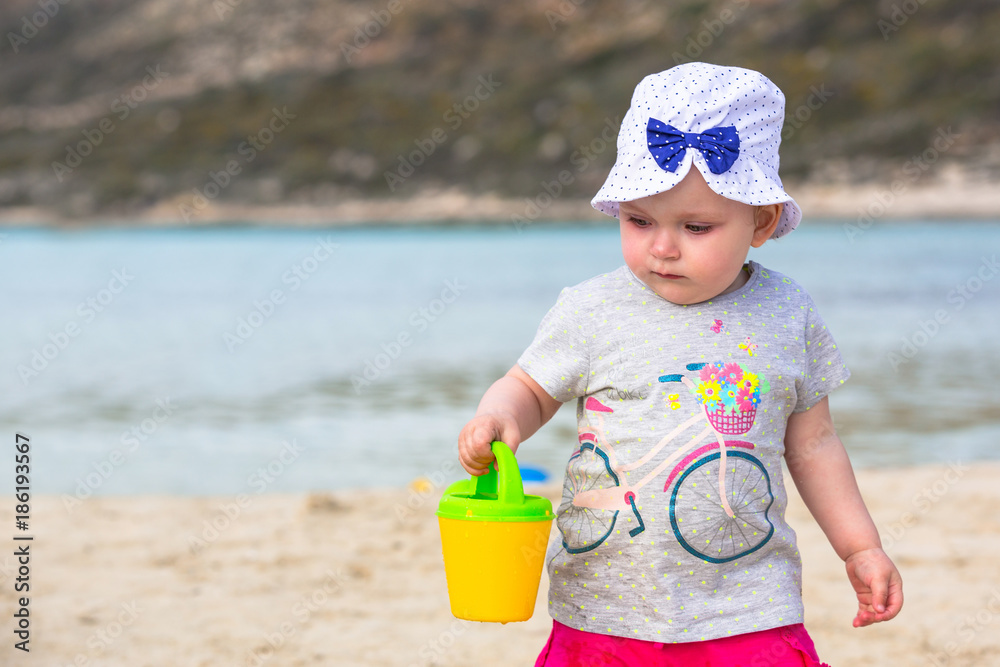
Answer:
[{"left": 650, "top": 230, "right": 680, "bottom": 258}]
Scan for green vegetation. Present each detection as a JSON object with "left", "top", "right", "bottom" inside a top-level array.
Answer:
[{"left": 0, "top": 0, "right": 995, "bottom": 218}]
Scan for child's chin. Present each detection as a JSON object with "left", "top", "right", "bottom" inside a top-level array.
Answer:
[
  {"left": 655, "top": 285, "right": 718, "bottom": 306},
  {"left": 654, "top": 287, "right": 696, "bottom": 305}
]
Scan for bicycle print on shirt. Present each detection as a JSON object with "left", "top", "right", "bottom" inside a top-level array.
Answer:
[{"left": 557, "top": 359, "right": 775, "bottom": 564}]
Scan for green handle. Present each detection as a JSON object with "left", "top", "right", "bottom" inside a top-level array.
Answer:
[
  {"left": 437, "top": 439, "right": 551, "bottom": 522},
  {"left": 473, "top": 441, "right": 525, "bottom": 505}
]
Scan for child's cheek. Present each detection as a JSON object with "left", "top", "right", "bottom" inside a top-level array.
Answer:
[{"left": 620, "top": 226, "right": 646, "bottom": 265}]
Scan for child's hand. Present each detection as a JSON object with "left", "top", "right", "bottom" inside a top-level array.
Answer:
[
  {"left": 844, "top": 547, "right": 903, "bottom": 627},
  {"left": 458, "top": 412, "right": 521, "bottom": 476}
]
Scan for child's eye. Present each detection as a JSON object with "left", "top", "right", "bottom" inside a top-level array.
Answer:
[
  {"left": 686, "top": 223, "right": 712, "bottom": 234},
  {"left": 628, "top": 216, "right": 651, "bottom": 227}
]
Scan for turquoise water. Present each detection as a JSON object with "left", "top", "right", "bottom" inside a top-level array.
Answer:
[{"left": 1, "top": 221, "right": 998, "bottom": 496}]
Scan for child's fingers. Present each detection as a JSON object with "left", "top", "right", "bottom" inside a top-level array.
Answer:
[
  {"left": 458, "top": 414, "right": 522, "bottom": 476},
  {"left": 462, "top": 427, "right": 496, "bottom": 475},
  {"left": 853, "top": 577, "right": 903, "bottom": 626},
  {"left": 472, "top": 425, "right": 499, "bottom": 460},
  {"left": 846, "top": 549, "right": 903, "bottom": 627},
  {"left": 869, "top": 575, "right": 888, "bottom": 614},
  {"left": 854, "top": 593, "right": 882, "bottom": 627},
  {"left": 888, "top": 579, "right": 904, "bottom": 614},
  {"left": 854, "top": 607, "right": 877, "bottom": 627},
  {"left": 458, "top": 422, "right": 494, "bottom": 475},
  {"left": 878, "top": 578, "right": 904, "bottom": 621},
  {"left": 464, "top": 419, "right": 513, "bottom": 473}
]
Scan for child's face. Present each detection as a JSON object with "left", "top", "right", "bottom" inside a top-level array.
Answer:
[{"left": 618, "top": 170, "right": 778, "bottom": 305}]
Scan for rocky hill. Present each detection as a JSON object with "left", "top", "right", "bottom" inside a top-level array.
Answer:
[{"left": 0, "top": 0, "right": 997, "bottom": 221}]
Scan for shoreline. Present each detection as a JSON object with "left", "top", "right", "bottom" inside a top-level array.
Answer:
[
  {"left": 1, "top": 178, "right": 998, "bottom": 228},
  {"left": 1, "top": 460, "right": 998, "bottom": 665}
]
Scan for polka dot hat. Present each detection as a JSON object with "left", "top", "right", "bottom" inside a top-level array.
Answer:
[{"left": 592, "top": 62, "right": 802, "bottom": 239}]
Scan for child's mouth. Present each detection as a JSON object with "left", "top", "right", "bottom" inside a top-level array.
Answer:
[{"left": 653, "top": 271, "right": 683, "bottom": 280}]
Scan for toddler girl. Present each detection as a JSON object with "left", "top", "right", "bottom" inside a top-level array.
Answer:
[{"left": 457, "top": 62, "right": 902, "bottom": 666}]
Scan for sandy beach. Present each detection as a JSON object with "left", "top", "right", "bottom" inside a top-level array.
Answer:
[
  {"left": 0, "top": 174, "right": 998, "bottom": 228},
  {"left": 0, "top": 461, "right": 997, "bottom": 666}
]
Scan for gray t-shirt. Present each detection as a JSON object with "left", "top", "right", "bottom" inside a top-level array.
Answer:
[{"left": 517, "top": 261, "right": 849, "bottom": 643}]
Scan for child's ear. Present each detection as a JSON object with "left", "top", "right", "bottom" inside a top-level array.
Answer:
[{"left": 750, "top": 204, "right": 783, "bottom": 247}]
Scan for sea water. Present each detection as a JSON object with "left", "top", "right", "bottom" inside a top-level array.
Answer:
[{"left": 0, "top": 221, "right": 997, "bottom": 496}]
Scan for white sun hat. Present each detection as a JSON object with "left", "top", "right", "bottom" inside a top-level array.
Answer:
[{"left": 591, "top": 62, "right": 801, "bottom": 239}]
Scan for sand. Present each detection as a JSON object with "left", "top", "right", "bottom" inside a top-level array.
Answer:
[
  {"left": 0, "top": 173, "right": 998, "bottom": 228},
  {"left": 1, "top": 461, "right": 998, "bottom": 666}
]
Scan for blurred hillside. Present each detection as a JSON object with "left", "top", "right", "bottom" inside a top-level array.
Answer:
[{"left": 0, "top": 0, "right": 998, "bottom": 222}]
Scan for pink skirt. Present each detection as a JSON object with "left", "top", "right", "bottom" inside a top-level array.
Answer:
[{"left": 535, "top": 620, "right": 831, "bottom": 667}]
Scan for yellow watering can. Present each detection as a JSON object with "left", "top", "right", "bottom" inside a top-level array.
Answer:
[{"left": 437, "top": 441, "right": 553, "bottom": 623}]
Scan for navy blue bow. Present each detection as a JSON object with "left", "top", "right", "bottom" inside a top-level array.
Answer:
[{"left": 646, "top": 119, "right": 740, "bottom": 175}]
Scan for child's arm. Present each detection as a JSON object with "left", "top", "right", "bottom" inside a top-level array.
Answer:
[
  {"left": 458, "top": 364, "right": 562, "bottom": 476},
  {"left": 784, "top": 396, "right": 904, "bottom": 628}
]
